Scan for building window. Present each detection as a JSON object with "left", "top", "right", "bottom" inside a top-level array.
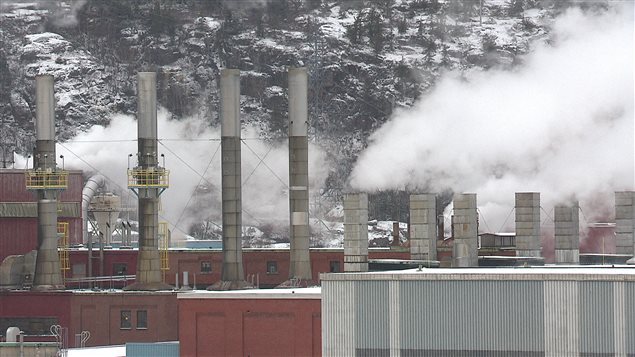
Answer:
[
  {"left": 72, "top": 264, "right": 86, "bottom": 278},
  {"left": 120, "top": 310, "right": 131, "bottom": 330},
  {"left": 329, "top": 260, "right": 341, "bottom": 273},
  {"left": 200, "top": 261, "right": 212, "bottom": 274},
  {"left": 266, "top": 261, "right": 278, "bottom": 274},
  {"left": 136, "top": 310, "right": 147, "bottom": 330},
  {"left": 113, "top": 263, "right": 128, "bottom": 276}
]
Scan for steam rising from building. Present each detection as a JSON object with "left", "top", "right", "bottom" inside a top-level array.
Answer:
[{"left": 349, "top": 5, "right": 634, "bottom": 231}]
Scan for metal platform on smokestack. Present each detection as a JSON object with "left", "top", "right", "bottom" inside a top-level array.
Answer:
[
  {"left": 123, "top": 72, "right": 172, "bottom": 291},
  {"left": 30, "top": 75, "right": 68, "bottom": 291}
]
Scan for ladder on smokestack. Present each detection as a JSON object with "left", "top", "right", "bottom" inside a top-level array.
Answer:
[
  {"left": 57, "top": 222, "right": 70, "bottom": 281},
  {"left": 159, "top": 222, "right": 170, "bottom": 281}
]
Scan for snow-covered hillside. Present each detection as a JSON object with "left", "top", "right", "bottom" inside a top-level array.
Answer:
[{"left": 0, "top": 0, "right": 609, "bottom": 246}]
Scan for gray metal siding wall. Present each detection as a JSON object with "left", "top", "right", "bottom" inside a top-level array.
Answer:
[
  {"left": 322, "top": 276, "right": 635, "bottom": 357},
  {"left": 626, "top": 283, "right": 635, "bottom": 355},
  {"left": 579, "top": 282, "right": 614, "bottom": 355},
  {"left": 322, "top": 280, "right": 356, "bottom": 356},
  {"left": 355, "top": 281, "right": 390, "bottom": 356},
  {"left": 399, "top": 280, "right": 543, "bottom": 355}
]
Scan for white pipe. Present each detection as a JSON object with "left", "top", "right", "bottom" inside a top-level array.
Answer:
[
  {"left": 183, "top": 271, "right": 189, "bottom": 287},
  {"left": 82, "top": 175, "right": 106, "bottom": 245}
]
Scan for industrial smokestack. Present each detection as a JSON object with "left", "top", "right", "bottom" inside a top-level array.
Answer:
[
  {"left": 124, "top": 72, "right": 171, "bottom": 291},
  {"left": 452, "top": 193, "right": 478, "bottom": 267},
  {"left": 554, "top": 201, "right": 580, "bottom": 264},
  {"left": 409, "top": 193, "right": 437, "bottom": 260},
  {"left": 344, "top": 193, "right": 369, "bottom": 272},
  {"left": 286, "top": 67, "right": 312, "bottom": 284},
  {"left": 615, "top": 191, "right": 635, "bottom": 257},
  {"left": 209, "top": 69, "right": 251, "bottom": 290},
  {"left": 515, "top": 192, "right": 541, "bottom": 258},
  {"left": 31, "top": 75, "right": 65, "bottom": 290}
]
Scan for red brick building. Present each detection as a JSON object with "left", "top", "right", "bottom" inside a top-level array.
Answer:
[
  {"left": 178, "top": 288, "right": 321, "bottom": 357},
  {"left": 0, "top": 290, "right": 178, "bottom": 346}
]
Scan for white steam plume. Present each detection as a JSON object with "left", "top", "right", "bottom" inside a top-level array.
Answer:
[
  {"left": 54, "top": 109, "right": 329, "bottom": 240},
  {"left": 350, "top": 5, "right": 634, "bottom": 232}
]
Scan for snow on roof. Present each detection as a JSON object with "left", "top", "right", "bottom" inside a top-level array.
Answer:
[
  {"left": 322, "top": 266, "right": 635, "bottom": 282},
  {"left": 67, "top": 345, "right": 125, "bottom": 357},
  {"left": 178, "top": 287, "right": 321, "bottom": 299}
]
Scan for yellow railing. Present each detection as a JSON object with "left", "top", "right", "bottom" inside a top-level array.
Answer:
[
  {"left": 127, "top": 168, "right": 170, "bottom": 189},
  {"left": 159, "top": 222, "right": 169, "bottom": 272},
  {"left": 25, "top": 170, "right": 69, "bottom": 190},
  {"left": 57, "top": 222, "right": 70, "bottom": 272}
]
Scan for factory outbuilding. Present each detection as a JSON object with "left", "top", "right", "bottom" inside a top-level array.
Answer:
[
  {"left": 178, "top": 288, "right": 321, "bottom": 356},
  {"left": 321, "top": 268, "right": 635, "bottom": 356}
]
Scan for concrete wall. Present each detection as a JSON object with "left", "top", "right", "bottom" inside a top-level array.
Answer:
[
  {"left": 178, "top": 291, "right": 321, "bottom": 356},
  {"left": 615, "top": 191, "right": 635, "bottom": 256},
  {"left": 321, "top": 269, "right": 635, "bottom": 356},
  {"left": 555, "top": 202, "right": 580, "bottom": 264},
  {"left": 344, "top": 193, "right": 369, "bottom": 272},
  {"left": 515, "top": 192, "right": 541, "bottom": 258},
  {"left": 409, "top": 194, "right": 436, "bottom": 261},
  {"left": 452, "top": 193, "right": 478, "bottom": 267}
]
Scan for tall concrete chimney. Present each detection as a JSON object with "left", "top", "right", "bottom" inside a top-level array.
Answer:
[
  {"left": 209, "top": 69, "right": 250, "bottom": 290},
  {"left": 287, "top": 67, "right": 312, "bottom": 282},
  {"left": 554, "top": 202, "right": 580, "bottom": 264},
  {"left": 31, "top": 75, "right": 65, "bottom": 290},
  {"left": 344, "top": 193, "right": 369, "bottom": 272},
  {"left": 124, "top": 72, "right": 171, "bottom": 291},
  {"left": 615, "top": 191, "right": 635, "bottom": 257},
  {"left": 452, "top": 193, "right": 478, "bottom": 267},
  {"left": 515, "top": 192, "right": 541, "bottom": 257},
  {"left": 409, "top": 193, "right": 437, "bottom": 261}
]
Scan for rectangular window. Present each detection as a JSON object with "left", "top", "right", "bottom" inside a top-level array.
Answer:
[
  {"left": 120, "top": 310, "right": 131, "bottom": 330},
  {"left": 329, "top": 260, "right": 341, "bottom": 273},
  {"left": 113, "top": 263, "right": 128, "bottom": 276},
  {"left": 136, "top": 310, "right": 147, "bottom": 329},
  {"left": 200, "top": 261, "right": 212, "bottom": 274},
  {"left": 266, "top": 261, "right": 278, "bottom": 274},
  {"left": 72, "top": 263, "right": 86, "bottom": 278}
]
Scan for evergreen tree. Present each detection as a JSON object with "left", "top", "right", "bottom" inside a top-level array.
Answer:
[
  {"left": 346, "top": 12, "right": 364, "bottom": 45},
  {"left": 508, "top": 0, "right": 525, "bottom": 18},
  {"left": 366, "top": 8, "right": 386, "bottom": 53}
]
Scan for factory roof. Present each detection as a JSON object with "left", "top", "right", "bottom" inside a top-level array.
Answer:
[
  {"left": 320, "top": 266, "right": 635, "bottom": 282},
  {"left": 177, "top": 287, "right": 321, "bottom": 299}
]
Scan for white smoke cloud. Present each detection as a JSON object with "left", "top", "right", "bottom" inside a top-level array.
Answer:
[
  {"left": 350, "top": 4, "right": 634, "bottom": 231},
  {"left": 54, "top": 109, "right": 329, "bottom": 240}
]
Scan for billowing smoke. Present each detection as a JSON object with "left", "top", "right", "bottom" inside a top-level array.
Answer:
[
  {"left": 350, "top": 4, "right": 634, "bottom": 232},
  {"left": 51, "top": 109, "right": 328, "bottom": 240}
]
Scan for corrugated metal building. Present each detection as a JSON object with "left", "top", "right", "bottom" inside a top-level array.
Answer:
[
  {"left": 321, "top": 268, "right": 635, "bottom": 356},
  {"left": 0, "top": 169, "right": 83, "bottom": 260}
]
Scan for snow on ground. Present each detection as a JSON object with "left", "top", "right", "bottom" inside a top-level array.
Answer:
[
  {"left": 67, "top": 345, "right": 125, "bottom": 357},
  {"left": 199, "top": 17, "right": 221, "bottom": 31}
]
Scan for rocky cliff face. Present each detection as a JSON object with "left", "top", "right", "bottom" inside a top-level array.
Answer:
[
  {"left": 1, "top": 0, "right": 563, "bottom": 162},
  {"left": 0, "top": 0, "right": 585, "bottom": 240}
]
